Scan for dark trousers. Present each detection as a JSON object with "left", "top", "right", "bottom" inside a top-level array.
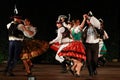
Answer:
[
  {"left": 6, "top": 41, "right": 23, "bottom": 72},
  {"left": 85, "top": 43, "right": 99, "bottom": 75}
]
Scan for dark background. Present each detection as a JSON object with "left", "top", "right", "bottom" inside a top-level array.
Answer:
[{"left": 0, "top": 0, "right": 119, "bottom": 63}]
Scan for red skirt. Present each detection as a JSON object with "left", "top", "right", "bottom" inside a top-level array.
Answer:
[
  {"left": 58, "top": 41, "right": 86, "bottom": 61},
  {"left": 50, "top": 42, "right": 60, "bottom": 51}
]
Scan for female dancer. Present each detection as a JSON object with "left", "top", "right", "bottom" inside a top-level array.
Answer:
[
  {"left": 49, "top": 20, "right": 86, "bottom": 77},
  {"left": 20, "top": 18, "right": 49, "bottom": 76},
  {"left": 68, "top": 14, "right": 87, "bottom": 76},
  {"left": 97, "top": 18, "right": 109, "bottom": 66}
]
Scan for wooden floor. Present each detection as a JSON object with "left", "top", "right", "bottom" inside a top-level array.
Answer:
[{"left": 0, "top": 62, "right": 120, "bottom": 80}]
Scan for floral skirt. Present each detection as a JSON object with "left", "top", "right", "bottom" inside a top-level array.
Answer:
[
  {"left": 20, "top": 39, "right": 49, "bottom": 60},
  {"left": 58, "top": 41, "right": 86, "bottom": 61}
]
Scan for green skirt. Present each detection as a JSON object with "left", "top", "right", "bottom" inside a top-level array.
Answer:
[{"left": 100, "top": 43, "right": 107, "bottom": 55}]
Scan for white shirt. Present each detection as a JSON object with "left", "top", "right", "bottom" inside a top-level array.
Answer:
[
  {"left": 90, "top": 16, "right": 101, "bottom": 29},
  {"left": 71, "top": 25, "right": 82, "bottom": 33},
  {"left": 86, "top": 27, "right": 99, "bottom": 43},
  {"left": 50, "top": 27, "right": 65, "bottom": 44},
  {"left": 23, "top": 25, "right": 36, "bottom": 38},
  {"left": 49, "top": 27, "right": 73, "bottom": 44}
]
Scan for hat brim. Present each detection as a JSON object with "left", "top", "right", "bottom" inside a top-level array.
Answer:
[{"left": 10, "top": 16, "right": 22, "bottom": 19}]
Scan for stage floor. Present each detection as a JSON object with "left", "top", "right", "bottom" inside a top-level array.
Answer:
[{"left": 0, "top": 62, "right": 120, "bottom": 80}]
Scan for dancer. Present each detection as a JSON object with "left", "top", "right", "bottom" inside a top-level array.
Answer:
[
  {"left": 49, "top": 21, "right": 86, "bottom": 77},
  {"left": 49, "top": 21, "right": 73, "bottom": 73},
  {"left": 68, "top": 14, "right": 87, "bottom": 76},
  {"left": 82, "top": 12, "right": 101, "bottom": 77},
  {"left": 97, "top": 18, "right": 109, "bottom": 66},
  {"left": 5, "top": 15, "right": 24, "bottom": 76},
  {"left": 20, "top": 18, "right": 49, "bottom": 76}
]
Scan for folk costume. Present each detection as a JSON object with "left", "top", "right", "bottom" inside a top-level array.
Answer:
[
  {"left": 83, "top": 12, "right": 100, "bottom": 77},
  {"left": 20, "top": 19, "right": 49, "bottom": 76},
  {"left": 97, "top": 18, "right": 109, "bottom": 66},
  {"left": 49, "top": 21, "right": 86, "bottom": 75},
  {"left": 5, "top": 15, "right": 24, "bottom": 76}
]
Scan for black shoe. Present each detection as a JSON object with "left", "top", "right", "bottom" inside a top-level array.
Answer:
[
  {"left": 61, "top": 69, "right": 68, "bottom": 73},
  {"left": 61, "top": 62, "right": 68, "bottom": 73},
  {"left": 89, "top": 73, "right": 93, "bottom": 77},
  {"left": 6, "top": 72, "right": 15, "bottom": 76},
  {"left": 74, "top": 73, "right": 80, "bottom": 77},
  {"left": 98, "top": 56, "right": 106, "bottom": 66},
  {"left": 27, "top": 73, "right": 32, "bottom": 77},
  {"left": 24, "top": 73, "right": 32, "bottom": 77},
  {"left": 30, "top": 65, "right": 34, "bottom": 68},
  {"left": 69, "top": 69, "right": 75, "bottom": 75},
  {"left": 93, "top": 70, "right": 98, "bottom": 75}
]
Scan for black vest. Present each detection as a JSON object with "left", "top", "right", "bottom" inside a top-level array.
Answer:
[
  {"left": 8, "top": 22, "right": 24, "bottom": 38},
  {"left": 62, "top": 27, "right": 71, "bottom": 39}
]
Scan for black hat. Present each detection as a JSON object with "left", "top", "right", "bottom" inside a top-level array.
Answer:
[{"left": 10, "top": 14, "right": 22, "bottom": 19}]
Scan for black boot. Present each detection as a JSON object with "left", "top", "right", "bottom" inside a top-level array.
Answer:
[
  {"left": 101, "top": 57, "right": 106, "bottom": 66},
  {"left": 61, "top": 61, "right": 68, "bottom": 73},
  {"left": 4, "top": 69, "right": 15, "bottom": 76},
  {"left": 93, "top": 70, "right": 98, "bottom": 75},
  {"left": 81, "top": 61, "right": 86, "bottom": 71},
  {"left": 87, "top": 65, "right": 93, "bottom": 77},
  {"left": 98, "top": 56, "right": 106, "bottom": 66}
]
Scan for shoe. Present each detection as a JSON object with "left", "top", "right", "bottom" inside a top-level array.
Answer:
[
  {"left": 6, "top": 72, "right": 15, "bottom": 76},
  {"left": 93, "top": 70, "right": 98, "bottom": 75},
  {"left": 69, "top": 69, "right": 75, "bottom": 75},
  {"left": 61, "top": 69, "right": 68, "bottom": 73},
  {"left": 30, "top": 65, "right": 34, "bottom": 68},
  {"left": 74, "top": 73, "right": 80, "bottom": 77},
  {"left": 62, "top": 60, "right": 72, "bottom": 67},
  {"left": 61, "top": 62, "right": 68, "bottom": 73},
  {"left": 24, "top": 72, "right": 32, "bottom": 77},
  {"left": 89, "top": 73, "right": 93, "bottom": 77}
]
